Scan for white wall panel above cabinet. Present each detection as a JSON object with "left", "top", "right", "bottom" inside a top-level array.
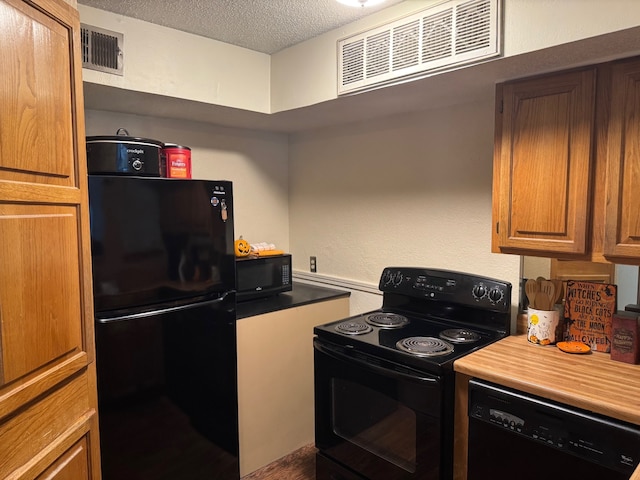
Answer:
[{"left": 79, "top": 5, "right": 271, "bottom": 114}]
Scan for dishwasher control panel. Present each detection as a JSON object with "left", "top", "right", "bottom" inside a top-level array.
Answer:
[
  {"left": 470, "top": 401, "right": 569, "bottom": 449},
  {"left": 468, "top": 379, "right": 640, "bottom": 475}
]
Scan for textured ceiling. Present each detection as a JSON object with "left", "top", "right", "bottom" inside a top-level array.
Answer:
[{"left": 77, "top": 0, "right": 406, "bottom": 54}]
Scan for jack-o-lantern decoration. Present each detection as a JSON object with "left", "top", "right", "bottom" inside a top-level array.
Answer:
[{"left": 234, "top": 236, "right": 251, "bottom": 257}]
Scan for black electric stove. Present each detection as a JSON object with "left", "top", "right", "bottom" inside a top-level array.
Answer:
[
  {"left": 314, "top": 267, "right": 512, "bottom": 375},
  {"left": 313, "top": 267, "right": 512, "bottom": 480}
]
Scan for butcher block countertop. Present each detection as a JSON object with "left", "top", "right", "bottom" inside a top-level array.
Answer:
[
  {"left": 455, "top": 334, "right": 640, "bottom": 425},
  {"left": 453, "top": 334, "right": 640, "bottom": 480}
]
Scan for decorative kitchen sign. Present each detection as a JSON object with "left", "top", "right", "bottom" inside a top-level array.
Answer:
[
  {"left": 610, "top": 311, "right": 640, "bottom": 364},
  {"left": 563, "top": 281, "right": 617, "bottom": 352}
]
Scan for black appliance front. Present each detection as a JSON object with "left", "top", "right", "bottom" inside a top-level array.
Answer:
[
  {"left": 467, "top": 379, "right": 640, "bottom": 480},
  {"left": 88, "top": 175, "right": 235, "bottom": 315},
  {"left": 314, "top": 267, "right": 512, "bottom": 480},
  {"left": 314, "top": 337, "right": 449, "bottom": 480},
  {"left": 88, "top": 175, "right": 239, "bottom": 479},
  {"left": 95, "top": 295, "right": 239, "bottom": 480}
]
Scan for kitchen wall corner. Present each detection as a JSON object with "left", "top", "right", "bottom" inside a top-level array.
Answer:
[
  {"left": 288, "top": 98, "right": 521, "bottom": 328},
  {"left": 84, "top": 109, "right": 290, "bottom": 251}
]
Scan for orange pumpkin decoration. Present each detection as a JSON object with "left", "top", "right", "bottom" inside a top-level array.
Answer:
[{"left": 234, "top": 236, "right": 251, "bottom": 257}]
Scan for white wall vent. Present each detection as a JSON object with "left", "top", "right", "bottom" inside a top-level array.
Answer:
[
  {"left": 338, "top": 0, "right": 501, "bottom": 95},
  {"left": 80, "top": 24, "right": 124, "bottom": 76}
]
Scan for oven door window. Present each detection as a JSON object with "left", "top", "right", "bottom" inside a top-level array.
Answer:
[
  {"left": 315, "top": 340, "right": 443, "bottom": 480},
  {"left": 332, "top": 378, "right": 418, "bottom": 472}
]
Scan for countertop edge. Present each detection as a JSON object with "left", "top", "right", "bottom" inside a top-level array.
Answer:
[{"left": 236, "top": 282, "right": 350, "bottom": 319}]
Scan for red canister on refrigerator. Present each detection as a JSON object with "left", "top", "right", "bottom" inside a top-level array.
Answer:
[{"left": 163, "top": 143, "right": 192, "bottom": 178}]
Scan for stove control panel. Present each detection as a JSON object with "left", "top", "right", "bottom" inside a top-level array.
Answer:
[
  {"left": 473, "top": 284, "right": 505, "bottom": 303},
  {"left": 379, "top": 267, "right": 511, "bottom": 312}
]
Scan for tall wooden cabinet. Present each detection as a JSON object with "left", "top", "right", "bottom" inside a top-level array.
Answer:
[
  {"left": 0, "top": 0, "right": 101, "bottom": 478},
  {"left": 492, "top": 55, "right": 640, "bottom": 266}
]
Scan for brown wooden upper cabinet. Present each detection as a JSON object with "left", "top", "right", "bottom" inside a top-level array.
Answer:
[
  {"left": 492, "top": 56, "right": 640, "bottom": 266},
  {"left": 492, "top": 68, "right": 596, "bottom": 256},
  {"left": 603, "top": 58, "right": 640, "bottom": 260}
]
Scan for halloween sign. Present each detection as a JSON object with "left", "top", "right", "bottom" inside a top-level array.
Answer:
[{"left": 563, "top": 280, "right": 617, "bottom": 352}]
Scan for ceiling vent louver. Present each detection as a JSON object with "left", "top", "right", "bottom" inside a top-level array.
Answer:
[
  {"left": 338, "top": 0, "right": 501, "bottom": 95},
  {"left": 80, "top": 24, "right": 124, "bottom": 76}
]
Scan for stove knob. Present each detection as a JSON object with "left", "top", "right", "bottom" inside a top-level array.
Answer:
[
  {"left": 381, "top": 270, "right": 393, "bottom": 286},
  {"left": 392, "top": 272, "right": 404, "bottom": 286},
  {"left": 132, "top": 159, "right": 143, "bottom": 170},
  {"left": 472, "top": 284, "right": 486, "bottom": 299},
  {"left": 488, "top": 288, "right": 504, "bottom": 303}
]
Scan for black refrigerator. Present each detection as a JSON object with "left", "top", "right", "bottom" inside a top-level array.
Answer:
[{"left": 88, "top": 175, "right": 239, "bottom": 480}]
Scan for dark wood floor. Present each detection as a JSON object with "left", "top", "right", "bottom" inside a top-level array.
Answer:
[{"left": 241, "top": 444, "right": 317, "bottom": 480}]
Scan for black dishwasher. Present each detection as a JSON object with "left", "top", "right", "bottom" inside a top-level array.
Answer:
[{"left": 467, "top": 379, "right": 640, "bottom": 480}]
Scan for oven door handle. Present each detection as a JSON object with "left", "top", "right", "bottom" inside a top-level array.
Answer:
[{"left": 314, "top": 340, "right": 439, "bottom": 385}]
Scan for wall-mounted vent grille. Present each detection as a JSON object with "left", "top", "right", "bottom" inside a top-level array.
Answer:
[
  {"left": 366, "top": 31, "right": 390, "bottom": 78},
  {"left": 80, "top": 24, "right": 123, "bottom": 75},
  {"left": 338, "top": 0, "right": 501, "bottom": 95}
]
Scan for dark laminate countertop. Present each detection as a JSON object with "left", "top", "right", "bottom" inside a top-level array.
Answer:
[{"left": 236, "top": 282, "right": 350, "bottom": 319}]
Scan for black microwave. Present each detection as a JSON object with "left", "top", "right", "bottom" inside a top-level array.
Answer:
[{"left": 236, "top": 254, "right": 292, "bottom": 301}]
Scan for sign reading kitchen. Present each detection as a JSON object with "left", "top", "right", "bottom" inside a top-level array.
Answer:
[{"left": 563, "top": 280, "right": 617, "bottom": 352}]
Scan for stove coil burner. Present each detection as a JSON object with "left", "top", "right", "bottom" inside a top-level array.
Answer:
[
  {"left": 335, "top": 320, "right": 373, "bottom": 335},
  {"left": 396, "top": 337, "right": 454, "bottom": 357},
  {"left": 439, "top": 328, "right": 481, "bottom": 344},
  {"left": 366, "top": 313, "right": 409, "bottom": 328}
]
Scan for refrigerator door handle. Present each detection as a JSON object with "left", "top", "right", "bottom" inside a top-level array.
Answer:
[{"left": 95, "top": 291, "right": 235, "bottom": 324}]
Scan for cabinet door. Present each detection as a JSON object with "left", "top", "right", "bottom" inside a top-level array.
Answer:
[
  {"left": 492, "top": 69, "right": 596, "bottom": 254},
  {"left": 0, "top": 204, "right": 84, "bottom": 385},
  {"left": 603, "top": 58, "right": 640, "bottom": 260}
]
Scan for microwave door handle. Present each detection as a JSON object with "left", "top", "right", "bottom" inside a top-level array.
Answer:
[
  {"left": 314, "top": 339, "right": 439, "bottom": 385},
  {"left": 96, "top": 291, "right": 235, "bottom": 324}
]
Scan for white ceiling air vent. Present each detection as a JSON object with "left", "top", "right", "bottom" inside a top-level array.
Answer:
[
  {"left": 80, "top": 24, "right": 124, "bottom": 76},
  {"left": 338, "top": 0, "right": 501, "bottom": 95}
]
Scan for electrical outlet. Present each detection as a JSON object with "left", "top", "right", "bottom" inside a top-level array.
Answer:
[{"left": 310, "top": 256, "right": 317, "bottom": 273}]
